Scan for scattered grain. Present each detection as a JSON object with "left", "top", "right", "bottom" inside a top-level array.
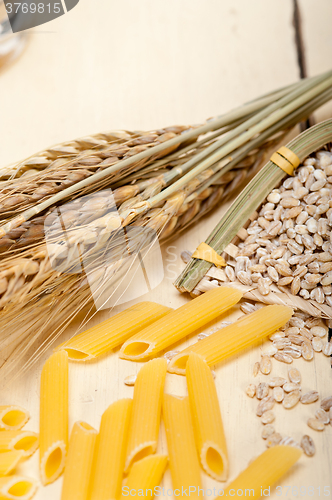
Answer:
[
  {"left": 312, "top": 337, "right": 323, "bottom": 352},
  {"left": 261, "top": 410, "right": 275, "bottom": 424},
  {"left": 320, "top": 396, "right": 332, "bottom": 411},
  {"left": 283, "top": 390, "right": 300, "bottom": 409},
  {"left": 262, "top": 424, "right": 275, "bottom": 439},
  {"left": 273, "top": 386, "right": 284, "bottom": 402},
  {"left": 260, "top": 355, "right": 272, "bottom": 375},
  {"left": 283, "top": 382, "right": 301, "bottom": 393},
  {"left": 256, "top": 382, "right": 269, "bottom": 400},
  {"left": 257, "top": 396, "right": 275, "bottom": 417},
  {"left": 288, "top": 367, "right": 302, "bottom": 384},
  {"left": 274, "top": 352, "right": 293, "bottom": 364},
  {"left": 245, "top": 384, "right": 256, "bottom": 398},
  {"left": 301, "top": 391, "right": 319, "bottom": 404},
  {"left": 307, "top": 418, "right": 325, "bottom": 431},
  {"left": 301, "top": 435, "right": 316, "bottom": 457},
  {"left": 301, "top": 340, "right": 314, "bottom": 361},
  {"left": 315, "top": 408, "right": 330, "bottom": 424},
  {"left": 322, "top": 341, "right": 332, "bottom": 356},
  {"left": 124, "top": 374, "right": 136, "bottom": 386},
  {"left": 266, "top": 433, "right": 282, "bottom": 448},
  {"left": 253, "top": 362, "right": 260, "bottom": 377}
]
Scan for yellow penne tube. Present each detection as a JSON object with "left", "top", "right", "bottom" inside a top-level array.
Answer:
[
  {"left": 186, "top": 353, "right": 228, "bottom": 481},
  {"left": 39, "top": 350, "right": 68, "bottom": 486},
  {"left": 0, "top": 451, "right": 24, "bottom": 476},
  {"left": 0, "top": 431, "right": 38, "bottom": 458},
  {"left": 168, "top": 305, "right": 293, "bottom": 374},
  {"left": 0, "top": 406, "right": 30, "bottom": 431},
  {"left": 61, "top": 421, "right": 97, "bottom": 500},
  {"left": 121, "top": 455, "right": 168, "bottom": 499},
  {"left": 163, "top": 395, "right": 202, "bottom": 499},
  {"left": 56, "top": 302, "right": 172, "bottom": 361},
  {"left": 120, "top": 287, "right": 242, "bottom": 361},
  {"left": 221, "top": 445, "right": 302, "bottom": 499},
  {"left": 90, "top": 399, "right": 132, "bottom": 500},
  {"left": 125, "top": 358, "right": 167, "bottom": 473},
  {"left": 0, "top": 475, "right": 38, "bottom": 500}
]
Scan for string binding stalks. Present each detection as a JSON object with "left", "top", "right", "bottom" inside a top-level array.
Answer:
[
  {"left": 175, "top": 120, "right": 332, "bottom": 320},
  {"left": 0, "top": 71, "right": 332, "bottom": 379}
]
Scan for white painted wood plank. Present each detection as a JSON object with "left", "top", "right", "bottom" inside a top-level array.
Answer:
[
  {"left": 300, "top": 0, "right": 332, "bottom": 122},
  {"left": 0, "top": 0, "right": 299, "bottom": 168}
]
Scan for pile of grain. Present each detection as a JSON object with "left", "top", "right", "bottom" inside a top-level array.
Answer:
[{"left": 230, "top": 148, "right": 332, "bottom": 306}]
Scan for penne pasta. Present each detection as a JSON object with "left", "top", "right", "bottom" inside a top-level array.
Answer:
[
  {"left": 120, "top": 287, "right": 242, "bottom": 361},
  {"left": 0, "top": 475, "right": 38, "bottom": 500},
  {"left": 125, "top": 358, "right": 167, "bottom": 473},
  {"left": 39, "top": 350, "right": 68, "bottom": 486},
  {"left": 168, "top": 305, "right": 293, "bottom": 375},
  {"left": 89, "top": 399, "right": 132, "bottom": 500},
  {"left": 0, "top": 406, "right": 30, "bottom": 431},
  {"left": 61, "top": 421, "right": 97, "bottom": 500},
  {"left": 121, "top": 455, "right": 168, "bottom": 499},
  {"left": 186, "top": 353, "right": 228, "bottom": 481},
  {"left": 56, "top": 302, "right": 172, "bottom": 361},
  {"left": 0, "top": 431, "right": 38, "bottom": 458},
  {"left": 163, "top": 395, "right": 202, "bottom": 499},
  {"left": 0, "top": 451, "right": 24, "bottom": 476},
  {"left": 221, "top": 445, "right": 302, "bottom": 499}
]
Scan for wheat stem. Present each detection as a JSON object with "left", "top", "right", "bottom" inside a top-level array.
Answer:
[{"left": 148, "top": 73, "right": 332, "bottom": 210}]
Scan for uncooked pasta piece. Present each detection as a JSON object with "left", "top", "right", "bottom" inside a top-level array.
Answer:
[
  {"left": 168, "top": 305, "right": 293, "bottom": 375},
  {"left": 56, "top": 302, "right": 172, "bottom": 361},
  {"left": 39, "top": 350, "right": 68, "bottom": 485},
  {"left": 0, "top": 475, "right": 38, "bottom": 500},
  {"left": 163, "top": 395, "right": 202, "bottom": 499},
  {"left": 186, "top": 353, "right": 228, "bottom": 481},
  {"left": 61, "top": 421, "right": 97, "bottom": 500},
  {"left": 120, "top": 455, "right": 168, "bottom": 499},
  {"left": 222, "top": 445, "right": 302, "bottom": 499},
  {"left": 0, "top": 406, "right": 30, "bottom": 431},
  {"left": 90, "top": 399, "right": 132, "bottom": 500},
  {"left": 125, "top": 359, "right": 167, "bottom": 472},
  {"left": 119, "top": 287, "right": 242, "bottom": 360},
  {"left": 0, "top": 451, "right": 24, "bottom": 476},
  {"left": 0, "top": 431, "right": 38, "bottom": 457}
]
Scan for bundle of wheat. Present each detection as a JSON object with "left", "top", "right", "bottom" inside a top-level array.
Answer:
[{"left": 1, "top": 71, "right": 332, "bottom": 379}]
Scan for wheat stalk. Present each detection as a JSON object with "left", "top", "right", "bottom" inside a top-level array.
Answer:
[
  {"left": 0, "top": 137, "right": 279, "bottom": 380},
  {"left": 0, "top": 127, "right": 189, "bottom": 220},
  {"left": 0, "top": 72, "right": 332, "bottom": 379}
]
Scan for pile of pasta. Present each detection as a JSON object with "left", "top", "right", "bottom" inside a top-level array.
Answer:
[
  {"left": 1, "top": 287, "right": 303, "bottom": 500},
  {"left": 0, "top": 405, "right": 38, "bottom": 499}
]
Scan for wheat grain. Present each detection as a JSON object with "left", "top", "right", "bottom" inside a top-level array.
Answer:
[
  {"left": 245, "top": 384, "right": 256, "bottom": 398},
  {"left": 300, "top": 391, "right": 319, "bottom": 404},
  {"left": 301, "top": 435, "right": 316, "bottom": 456},
  {"left": 283, "top": 390, "right": 300, "bottom": 409},
  {"left": 266, "top": 433, "right": 282, "bottom": 448},
  {"left": 261, "top": 425, "right": 275, "bottom": 439},
  {"left": 315, "top": 409, "right": 330, "bottom": 424},
  {"left": 307, "top": 418, "right": 325, "bottom": 431},
  {"left": 272, "top": 386, "right": 284, "bottom": 402}
]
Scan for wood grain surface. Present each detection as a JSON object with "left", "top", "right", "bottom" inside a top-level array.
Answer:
[{"left": 1, "top": 1, "right": 331, "bottom": 498}]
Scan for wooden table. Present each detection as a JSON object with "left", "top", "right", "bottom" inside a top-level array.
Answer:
[{"left": 1, "top": 1, "right": 332, "bottom": 498}]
